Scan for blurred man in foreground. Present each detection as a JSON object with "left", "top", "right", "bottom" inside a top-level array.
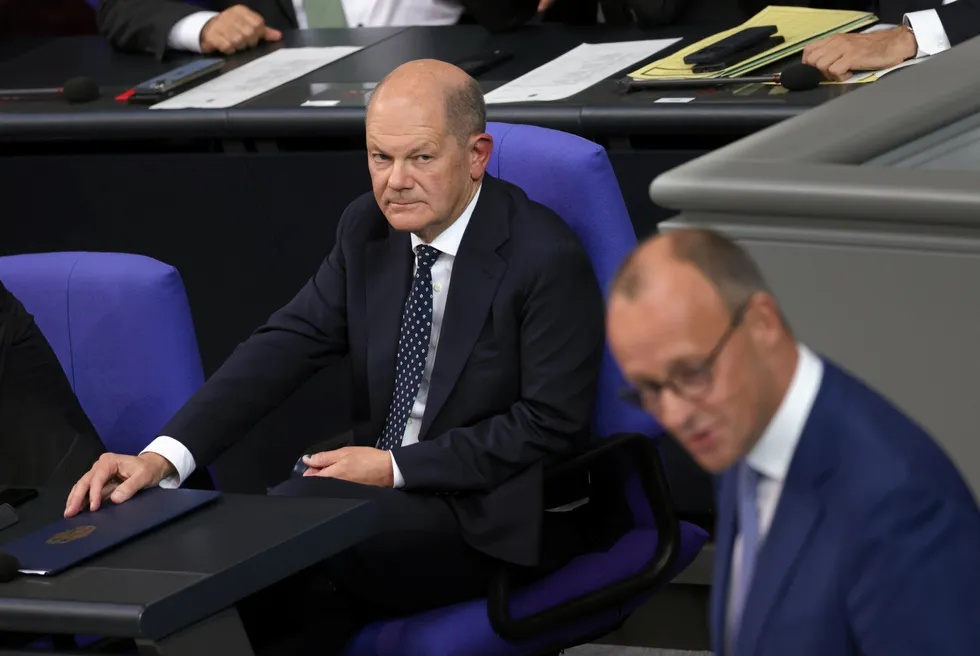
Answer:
[{"left": 607, "top": 228, "right": 980, "bottom": 656}]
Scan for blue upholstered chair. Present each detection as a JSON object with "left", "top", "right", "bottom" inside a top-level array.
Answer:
[
  {"left": 0, "top": 252, "right": 205, "bottom": 456},
  {"left": 342, "top": 123, "right": 709, "bottom": 655}
]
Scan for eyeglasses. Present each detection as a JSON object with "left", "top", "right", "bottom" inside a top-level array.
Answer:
[{"left": 619, "top": 298, "right": 751, "bottom": 410}]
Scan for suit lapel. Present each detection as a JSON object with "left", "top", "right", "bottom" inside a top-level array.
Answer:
[
  {"left": 711, "top": 468, "right": 738, "bottom": 656},
  {"left": 419, "top": 179, "right": 509, "bottom": 439},
  {"left": 276, "top": 0, "right": 299, "bottom": 26},
  {"left": 735, "top": 406, "right": 834, "bottom": 656},
  {"left": 364, "top": 228, "right": 412, "bottom": 441}
]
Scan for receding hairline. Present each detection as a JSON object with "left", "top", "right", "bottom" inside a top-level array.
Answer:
[
  {"left": 611, "top": 229, "right": 776, "bottom": 315},
  {"left": 367, "top": 70, "right": 486, "bottom": 144}
]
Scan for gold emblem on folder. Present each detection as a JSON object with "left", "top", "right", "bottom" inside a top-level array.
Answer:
[{"left": 46, "top": 525, "right": 97, "bottom": 544}]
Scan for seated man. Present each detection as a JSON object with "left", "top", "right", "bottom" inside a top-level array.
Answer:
[
  {"left": 65, "top": 60, "right": 604, "bottom": 654},
  {"left": 98, "top": 0, "right": 548, "bottom": 57},
  {"left": 608, "top": 229, "right": 980, "bottom": 656},
  {"left": 803, "top": 0, "right": 980, "bottom": 81},
  {"left": 0, "top": 282, "right": 104, "bottom": 487}
]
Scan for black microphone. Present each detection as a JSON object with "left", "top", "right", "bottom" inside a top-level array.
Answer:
[
  {"left": 618, "top": 63, "right": 822, "bottom": 93},
  {"left": 0, "top": 77, "right": 100, "bottom": 104},
  {"left": 0, "top": 552, "right": 20, "bottom": 583}
]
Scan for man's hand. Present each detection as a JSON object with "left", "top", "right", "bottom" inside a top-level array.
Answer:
[
  {"left": 64, "top": 452, "right": 176, "bottom": 518},
  {"left": 302, "top": 447, "right": 394, "bottom": 487},
  {"left": 537, "top": 0, "right": 556, "bottom": 12},
  {"left": 802, "top": 27, "right": 918, "bottom": 81},
  {"left": 200, "top": 5, "right": 282, "bottom": 55}
]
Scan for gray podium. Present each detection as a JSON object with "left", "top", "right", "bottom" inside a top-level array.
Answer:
[{"left": 650, "top": 36, "right": 980, "bottom": 502}]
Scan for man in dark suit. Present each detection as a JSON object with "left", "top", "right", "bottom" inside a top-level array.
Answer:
[
  {"left": 65, "top": 59, "right": 603, "bottom": 654},
  {"left": 607, "top": 229, "right": 980, "bottom": 656},
  {"left": 0, "top": 282, "right": 105, "bottom": 488},
  {"left": 98, "top": 0, "right": 546, "bottom": 57},
  {"left": 802, "top": 0, "right": 980, "bottom": 80}
]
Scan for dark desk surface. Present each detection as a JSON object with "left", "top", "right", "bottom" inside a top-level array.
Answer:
[
  {"left": 0, "top": 25, "right": 865, "bottom": 141},
  {"left": 0, "top": 489, "right": 377, "bottom": 640}
]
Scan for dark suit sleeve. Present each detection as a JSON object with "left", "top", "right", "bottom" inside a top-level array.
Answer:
[
  {"left": 160, "top": 212, "right": 351, "bottom": 467},
  {"left": 936, "top": 0, "right": 980, "bottom": 47},
  {"left": 394, "top": 241, "right": 604, "bottom": 493},
  {"left": 98, "top": 0, "right": 206, "bottom": 56},
  {"left": 845, "top": 484, "right": 980, "bottom": 653},
  {"left": 458, "top": 0, "right": 538, "bottom": 31}
]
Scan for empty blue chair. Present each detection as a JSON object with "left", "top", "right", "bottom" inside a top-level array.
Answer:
[
  {"left": 342, "top": 123, "right": 709, "bottom": 655},
  {"left": 0, "top": 252, "right": 205, "bottom": 456}
]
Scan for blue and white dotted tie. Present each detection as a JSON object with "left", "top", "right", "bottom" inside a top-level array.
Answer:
[{"left": 376, "top": 244, "right": 441, "bottom": 451}]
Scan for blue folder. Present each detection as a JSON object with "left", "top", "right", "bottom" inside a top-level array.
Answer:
[{"left": 2, "top": 488, "right": 220, "bottom": 575}]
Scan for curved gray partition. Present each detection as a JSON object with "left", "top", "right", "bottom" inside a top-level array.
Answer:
[{"left": 649, "top": 35, "right": 980, "bottom": 502}]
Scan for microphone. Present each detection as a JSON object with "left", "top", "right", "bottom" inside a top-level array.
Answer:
[
  {"left": 0, "top": 552, "right": 20, "bottom": 583},
  {"left": 0, "top": 77, "right": 100, "bottom": 104},
  {"left": 618, "top": 63, "right": 822, "bottom": 93}
]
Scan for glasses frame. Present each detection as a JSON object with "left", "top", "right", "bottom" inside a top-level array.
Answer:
[{"left": 618, "top": 297, "right": 752, "bottom": 409}]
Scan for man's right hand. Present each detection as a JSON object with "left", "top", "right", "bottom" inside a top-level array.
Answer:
[
  {"left": 64, "top": 452, "right": 176, "bottom": 518},
  {"left": 200, "top": 5, "right": 283, "bottom": 55}
]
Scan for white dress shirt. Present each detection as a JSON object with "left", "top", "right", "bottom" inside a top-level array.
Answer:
[
  {"left": 905, "top": 0, "right": 958, "bottom": 58},
  {"left": 726, "top": 343, "right": 824, "bottom": 644},
  {"left": 168, "top": 0, "right": 463, "bottom": 53},
  {"left": 143, "top": 185, "right": 481, "bottom": 489}
]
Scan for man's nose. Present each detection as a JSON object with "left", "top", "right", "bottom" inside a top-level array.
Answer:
[
  {"left": 650, "top": 388, "right": 696, "bottom": 435},
  {"left": 387, "top": 160, "right": 413, "bottom": 190}
]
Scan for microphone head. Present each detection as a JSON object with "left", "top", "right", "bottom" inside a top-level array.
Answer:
[
  {"left": 62, "top": 77, "right": 100, "bottom": 104},
  {"left": 779, "top": 64, "right": 821, "bottom": 92},
  {"left": 0, "top": 552, "right": 20, "bottom": 583}
]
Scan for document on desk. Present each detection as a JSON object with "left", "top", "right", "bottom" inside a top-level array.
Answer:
[
  {"left": 484, "top": 40, "right": 680, "bottom": 104},
  {"left": 151, "top": 47, "right": 361, "bottom": 110}
]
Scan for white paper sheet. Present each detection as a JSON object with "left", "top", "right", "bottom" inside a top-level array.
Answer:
[
  {"left": 655, "top": 97, "right": 695, "bottom": 103},
  {"left": 301, "top": 99, "right": 341, "bottom": 107},
  {"left": 844, "top": 57, "right": 923, "bottom": 83},
  {"left": 151, "top": 47, "right": 361, "bottom": 110},
  {"left": 483, "top": 40, "right": 681, "bottom": 104}
]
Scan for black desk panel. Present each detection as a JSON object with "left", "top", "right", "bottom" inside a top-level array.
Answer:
[{"left": 0, "top": 489, "right": 377, "bottom": 642}]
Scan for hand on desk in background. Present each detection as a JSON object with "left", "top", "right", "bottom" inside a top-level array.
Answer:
[
  {"left": 64, "top": 452, "right": 176, "bottom": 518},
  {"left": 302, "top": 447, "right": 394, "bottom": 488},
  {"left": 201, "top": 5, "right": 283, "bottom": 56},
  {"left": 802, "top": 27, "right": 917, "bottom": 81}
]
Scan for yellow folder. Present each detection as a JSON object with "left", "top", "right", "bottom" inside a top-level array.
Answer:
[{"left": 630, "top": 6, "right": 878, "bottom": 80}]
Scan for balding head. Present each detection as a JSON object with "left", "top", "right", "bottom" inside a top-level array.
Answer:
[
  {"left": 369, "top": 59, "right": 486, "bottom": 145},
  {"left": 606, "top": 229, "right": 798, "bottom": 474},
  {"left": 365, "top": 59, "right": 492, "bottom": 243}
]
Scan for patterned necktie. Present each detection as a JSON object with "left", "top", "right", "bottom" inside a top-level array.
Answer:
[
  {"left": 730, "top": 461, "right": 762, "bottom": 652},
  {"left": 376, "top": 245, "right": 441, "bottom": 451},
  {"left": 304, "top": 0, "right": 348, "bottom": 28}
]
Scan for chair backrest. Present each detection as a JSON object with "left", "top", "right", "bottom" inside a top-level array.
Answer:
[
  {"left": 486, "top": 122, "right": 662, "bottom": 441},
  {"left": 0, "top": 252, "right": 205, "bottom": 456}
]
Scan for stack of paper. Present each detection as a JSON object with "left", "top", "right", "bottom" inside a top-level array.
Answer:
[{"left": 630, "top": 6, "right": 877, "bottom": 80}]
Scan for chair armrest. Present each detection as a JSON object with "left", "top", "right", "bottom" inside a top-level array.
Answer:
[{"left": 487, "top": 432, "right": 680, "bottom": 641}]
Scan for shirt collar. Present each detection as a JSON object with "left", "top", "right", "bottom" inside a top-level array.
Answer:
[
  {"left": 409, "top": 184, "right": 482, "bottom": 257},
  {"left": 746, "top": 343, "right": 824, "bottom": 482}
]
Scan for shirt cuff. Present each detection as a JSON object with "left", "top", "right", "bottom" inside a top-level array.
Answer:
[
  {"left": 167, "top": 11, "right": 219, "bottom": 54},
  {"left": 141, "top": 436, "right": 197, "bottom": 488},
  {"left": 905, "top": 9, "right": 952, "bottom": 57},
  {"left": 390, "top": 452, "right": 405, "bottom": 489}
]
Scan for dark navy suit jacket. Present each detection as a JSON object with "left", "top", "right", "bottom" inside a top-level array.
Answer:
[
  {"left": 712, "top": 359, "right": 980, "bottom": 656},
  {"left": 160, "top": 174, "right": 604, "bottom": 566}
]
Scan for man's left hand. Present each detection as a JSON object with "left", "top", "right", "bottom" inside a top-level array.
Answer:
[
  {"left": 802, "top": 27, "right": 918, "bottom": 81},
  {"left": 302, "top": 447, "right": 394, "bottom": 487}
]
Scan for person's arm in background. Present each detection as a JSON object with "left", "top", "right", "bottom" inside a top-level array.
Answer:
[
  {"left": 98, "top": 0, "right": 281, "bottom": 59},
  {"left": 803, "top": 0, "right": 980, "bottom": 81}
]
